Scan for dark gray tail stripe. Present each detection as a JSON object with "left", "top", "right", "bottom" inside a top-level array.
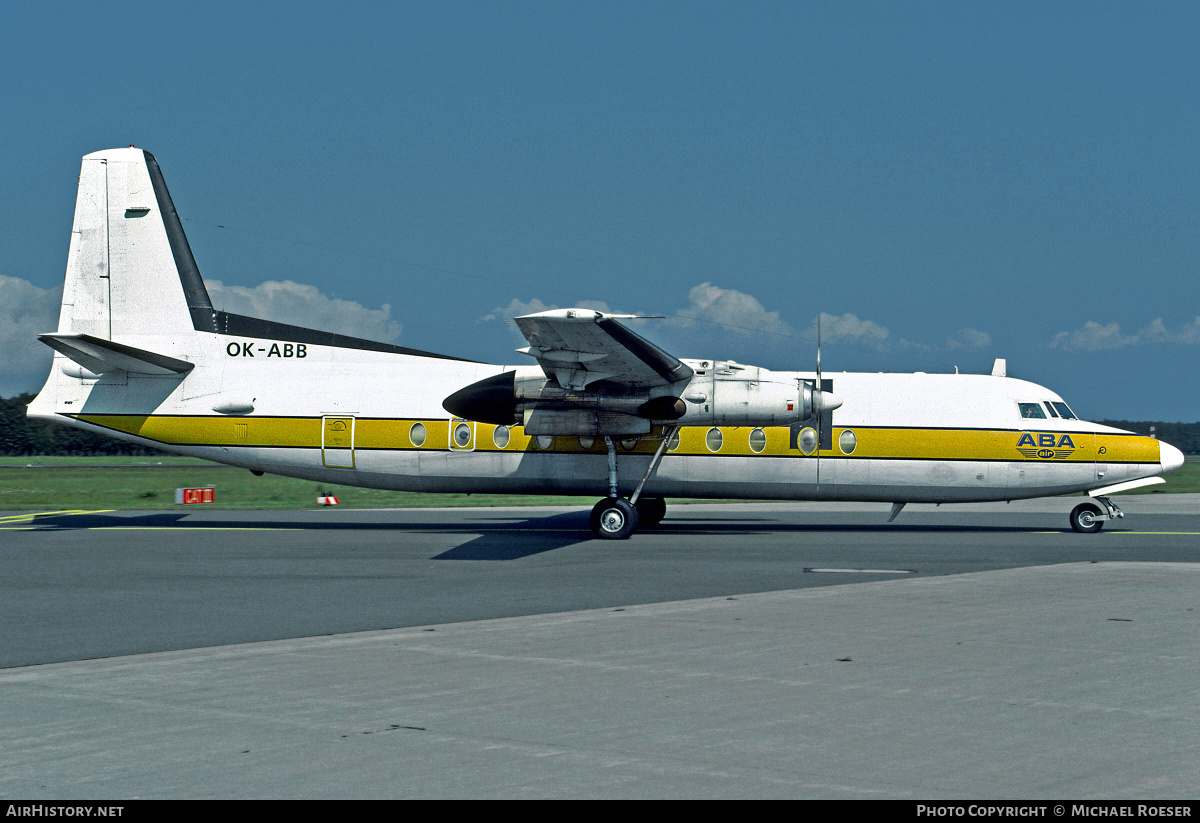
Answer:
[{"left": 143, "top": 150, "right": 218, "bottom": 333}]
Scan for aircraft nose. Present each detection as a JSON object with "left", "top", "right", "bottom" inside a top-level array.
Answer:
[{"left": 1159, "top": 440, "right": 1185, "bottom": 474}]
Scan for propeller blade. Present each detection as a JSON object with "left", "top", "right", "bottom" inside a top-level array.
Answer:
[{"left": 815, "top": 314, "right": 822, "bottom": 454}]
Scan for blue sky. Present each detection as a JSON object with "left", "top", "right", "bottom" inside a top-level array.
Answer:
[{"left": 1, "top": 1, "right": 1197, "bottom": 420}]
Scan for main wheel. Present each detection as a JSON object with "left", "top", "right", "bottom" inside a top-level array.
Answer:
[
  {"left": 635, "top": 496, "right": 667, "bottom": 527},
  {"left": 1070, "top": 502, "right": 1104, "bottom": 534},
  {"left": 590, "top": 497, "right": 639, "bottom": 540}
]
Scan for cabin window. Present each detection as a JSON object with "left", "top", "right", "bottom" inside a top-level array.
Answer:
[
  {"left": 1018, "top": 403, "right": 1046, "bottom": 419},
  {"left": 578, "top": 436, "right": 595, "bottom": 451},
  {"left": 535, "top": 435, "right": 554, "bottom": 450},
  {"left": 493, "top": 425, "right": 510, "bottom": 449},
  {"left": 666, "top": 430, "right": 681, "bottom": 452},
  {"left": 839, "top": 429, "right": 857, "bottom": 455},
  {"left": 620, "top": 438, "right": 640, "bottom": 451},
  {"left": 749, "top": 428, "right": 767, "bottom": 453},
  {"left": 798, "top": 427, "right": 818, "bottom": 455},
  {"left": 453, "top": 422, "right": 473, "bottom": 448},
  {"left": 409, "top": 422, "right": 427, "bottom": 447},
  {"left": 705, "top": 427, "right": 723, "bottom": 452},
  {"left": 1051, "top": 402, "right": 1077, "bottom": 420}
]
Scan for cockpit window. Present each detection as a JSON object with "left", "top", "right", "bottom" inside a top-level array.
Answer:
[
  {"left": 1044, "top": 402, "right": 1059, "bottom": 418},
  {"left": 1018, "top": 402, "right": 1047, "bottom": 419},
  {"left": 1050, "top": 402, "right": 1077, "bottom": 420}
]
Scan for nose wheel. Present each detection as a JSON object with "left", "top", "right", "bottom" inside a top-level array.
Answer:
[
  {"left": 1070, "top": 502, "right": 1103, "bottom": 533},
  {"left": 1070, "top": 497, "right": 1122, "bottom": 533}
]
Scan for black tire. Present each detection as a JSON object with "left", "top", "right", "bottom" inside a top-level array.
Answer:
[
  {"left": 635, "top": 496, "right": 667, "bottom": 527},
  {"left": 590, "top": 497, "right": 639, "bottom": 540},
  {"left": 1070, "top": 502, "right": 1104, "bottom": 534}
]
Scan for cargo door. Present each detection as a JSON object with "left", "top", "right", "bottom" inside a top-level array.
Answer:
[
  {"left": 1089, "top": 431, "right": 1105, "bottom": 483},
  {"left": 322, "top": 416, "right": 356, "bottom": 469}
]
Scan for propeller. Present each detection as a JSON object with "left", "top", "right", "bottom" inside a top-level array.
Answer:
[
  {"left": 809, "top": 313, "right": 843, "bottom": 452},
  {"left": 816, "top": 314, "right": 822, "bottom": 455}
]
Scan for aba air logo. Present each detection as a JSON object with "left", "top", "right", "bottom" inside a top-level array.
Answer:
[{"left": 1016, "top": 432, "right": 1076, "bottom": 460}]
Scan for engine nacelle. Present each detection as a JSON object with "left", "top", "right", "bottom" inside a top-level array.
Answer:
[
  {"left": 683, "top": 378, "right": 813, "bottom": 426},
  {"left": 672, "top": 362, "right": 841, "bottom": 427},
  {"left": 521, "top": 408, "right": 651, "bottom": 436},
  {"left": 442, "top": 362, "right": 841, "bottom": 435},
  {"left": 443, "top": 368, "right": 675, "bottom": 430}
]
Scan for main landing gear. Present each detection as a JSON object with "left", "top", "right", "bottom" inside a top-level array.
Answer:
[
  {"left": 589, "top": 495, "right": 668, "bottom": 540},
  {"left": 1070, "top": 497, "right": 1124, "bottom": 534},
  {"left": 589, "top": 429, "right": 675, "bottom": 540}
]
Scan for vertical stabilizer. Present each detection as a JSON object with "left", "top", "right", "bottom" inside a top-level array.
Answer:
[{"left": 57, "top": 148, "right": 214, "bottom": 339}]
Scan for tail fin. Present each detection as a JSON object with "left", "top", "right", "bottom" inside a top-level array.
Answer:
[{"left": 57, "top": 148, "right": 216, "bottom": 338}]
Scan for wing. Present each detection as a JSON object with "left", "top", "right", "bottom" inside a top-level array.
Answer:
[{"left": 514, "top": 309, "right": 693, "bottom": 390}]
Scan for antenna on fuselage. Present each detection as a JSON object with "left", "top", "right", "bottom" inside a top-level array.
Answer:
[{"left": 816, "top": 314, "right": 822, "bottom": 385}]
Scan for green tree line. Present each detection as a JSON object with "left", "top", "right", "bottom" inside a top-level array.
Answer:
[
  {"left": 1, "top": 393, "right": 164, "bottom": 456},
  {"left": 2, "top": 393, "right": 1197, "bottom": 456},
  {"left": 1098, "top": 421, "right": 1200, "bottom": 455}
]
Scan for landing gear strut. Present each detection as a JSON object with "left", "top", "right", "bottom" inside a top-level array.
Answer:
[{"left": 589, "top": 428, "right": 675, "bottom": 540}]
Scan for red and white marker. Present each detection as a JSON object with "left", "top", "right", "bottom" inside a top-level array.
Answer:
[
  {"left": 175, "top": 486, "right": 215, "bottom": 504},
  {"left": 316, "top": 492, "right": 339, "bottom": 506}
]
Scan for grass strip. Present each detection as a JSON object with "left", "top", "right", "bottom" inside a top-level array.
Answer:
[{"left": 1, "top": 456, "right": 1195, "bottom": 510}]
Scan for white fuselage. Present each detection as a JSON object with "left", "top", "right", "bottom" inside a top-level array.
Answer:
[{"left": 28, "top": 332, "right": 1176, "bottom": 504}]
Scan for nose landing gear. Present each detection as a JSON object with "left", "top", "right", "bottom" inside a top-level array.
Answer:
[{"left": 1070, "top": 497, "right": 1123, "bottom": 534}]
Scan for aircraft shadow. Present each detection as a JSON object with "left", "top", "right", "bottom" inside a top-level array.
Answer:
[
  {"left": 431, "top": 511, "right": 595, "bottom": 560},
  {"left": 433, "top": 518, "right": 1074, "bottom": 560},
  {"left": 14, "top": 510, "right": 600, "bottom": 560},
  {"left": 12, "top": 509, "right": 1078, "bottom": 562}
]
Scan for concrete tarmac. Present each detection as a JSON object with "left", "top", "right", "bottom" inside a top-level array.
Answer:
[{"left": 1, "top": 496, "right": 1198, "bottom": 798}]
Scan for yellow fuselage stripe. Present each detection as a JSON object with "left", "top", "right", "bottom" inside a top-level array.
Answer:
[{"left": 73, "top": 415, "right": 1162, "bottom": 465}]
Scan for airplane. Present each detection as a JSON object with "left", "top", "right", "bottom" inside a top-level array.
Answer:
[{"left": 27, "top": 148, "right": 1186, "bottom": 539}]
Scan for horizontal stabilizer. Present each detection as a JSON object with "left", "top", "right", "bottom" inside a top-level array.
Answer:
[{"left": 39, "top": 333, "right": 194, "bottom": 376}]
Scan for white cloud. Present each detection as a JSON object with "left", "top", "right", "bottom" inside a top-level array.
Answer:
[
  {"left": 947, "top": 328, "right": 993, "bottom": 351},
  {"left": 673, "top": 282, "right": 791, "bottom": 335},
  {"left": 1139, "top": 318, "right": 1170, "bottom": 344},
  {"left": 812, "top": 311, "right": 889, "bottom": 348},
  {"left": 1174, "top": 317, "right": 1200, "bottom": 344},
  {"left": 1049, "top": 317, "right": 1200, "bottom": 351},
  {"left": 206, "top": 279, "right": 402, "bottom": 342},
  {"left": 1138, "top": 316, "right": 1200, "bottom": 345},
  {"left": 0, "top": 275, "right": 62, "bottom": 396},
  {"left": 1049, "top": 321, "right": 1137, "bottom": 351},
  {"left": 480, "top": 297, "right": 559, "bottom": 323}
]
